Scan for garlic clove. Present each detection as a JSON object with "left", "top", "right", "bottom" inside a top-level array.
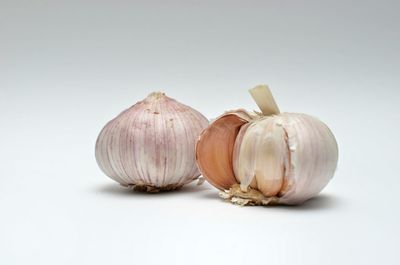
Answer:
[
  {"left": 278, "top": 113, "right": 339, "bottom": 204},
  {"left": 258, "top": 119, "right": 287, "bottom": 196},
  {"left": 232, "top": 123, "right": 258, "bottom": 190},
  {"left": 233, "top": 117, "right": 289, "bottom": 197},
  {"left": 195, "top": 110, "right": 254, "bottom": 190}
]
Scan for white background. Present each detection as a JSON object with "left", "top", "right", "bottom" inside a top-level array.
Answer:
[{"left": 1, "top": 1, "right": 399, "bottom": 264}]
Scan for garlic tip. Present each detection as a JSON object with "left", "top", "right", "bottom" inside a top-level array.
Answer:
[{"left": 146, "top": 91, "right": 166, "bottom": 101}]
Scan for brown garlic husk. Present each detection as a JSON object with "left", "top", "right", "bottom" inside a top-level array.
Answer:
[{"left": 196, "top": 85, "right": 338, "bottom": 206}]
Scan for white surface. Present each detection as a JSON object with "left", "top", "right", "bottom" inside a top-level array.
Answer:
[{"left": 1, "top": 1, "right": 399, "bottom": 264}]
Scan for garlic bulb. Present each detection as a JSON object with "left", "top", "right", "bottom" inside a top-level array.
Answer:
[
  {"left": 196, "top": 85, "right": 338, "bottom": 205},
  {"left": 96, "top": 92, "right": 209, "bottom": 192}
]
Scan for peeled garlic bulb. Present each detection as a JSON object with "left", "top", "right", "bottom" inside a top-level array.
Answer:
[
  {"left": 96, "top": 92, "right": 209, "bottom": 192},
  {"left": 196, "top": 85, "right": 338, "bottom": 205}
]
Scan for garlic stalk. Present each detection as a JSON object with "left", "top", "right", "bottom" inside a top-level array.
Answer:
[
  {"left": 196, "top": 85, "right": 338, "bottom": 205},
  {"left": 96, "top": 92, "right": 209, "bottom": 192}
]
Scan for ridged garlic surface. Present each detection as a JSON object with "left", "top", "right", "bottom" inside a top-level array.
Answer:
[
  {"left": 96, "top": 92, "right": 209, "bottom": 192},
  {"left": 196, "top": 85, "right": 338, "bottom": 205}
]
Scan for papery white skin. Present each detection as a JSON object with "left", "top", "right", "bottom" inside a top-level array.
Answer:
[
  {"left": 195, "top": 85, "right": 339, "bottom": 205},
  {"left": 233, "top": 113, "right": 338, "bottom": 204},
  {"left": 95, "top": 92, "right": 209, "bottom": 190}
]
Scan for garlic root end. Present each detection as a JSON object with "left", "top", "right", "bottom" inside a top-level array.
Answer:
[
  {"left": 123, "top": 184, "right": 183, "bottom": 193},
  {"left": 219, "top": 184, "right": 278, "bottom": 206}
]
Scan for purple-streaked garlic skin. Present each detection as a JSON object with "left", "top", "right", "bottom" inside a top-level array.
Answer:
[{"left": 95, "top": 92, "right": 209, "bottom": 190}]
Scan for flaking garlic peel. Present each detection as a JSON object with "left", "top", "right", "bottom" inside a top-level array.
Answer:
[{"left": 195, "top": 85, "right": 338, "bottom": 206}]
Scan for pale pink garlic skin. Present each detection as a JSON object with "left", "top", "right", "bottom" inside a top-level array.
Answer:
[
  {"left": 233, "top": 113, "right": 338, "bottom": 204},
  {"left": 95, "top": 92, "right": 209, "bottom": 189},
  {"left": 196, "top": 85, "right": 339, "bottom": 205}
]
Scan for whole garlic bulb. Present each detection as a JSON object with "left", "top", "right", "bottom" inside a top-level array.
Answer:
[
  {"left": 96, "top": 92, "right": 209, "bottom": 192},
  {"left": 196, "top": 85, "right": 338, "bottom": 205}
]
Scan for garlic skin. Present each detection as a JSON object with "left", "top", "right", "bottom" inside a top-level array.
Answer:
[
  {"left": 196, "top": 85, "right": 338, "bottom": 205},
  {"left": 233, "top": 113, "right": 338, "bottom": 205},
  {"left": 95, "top": 92, "right": 209, "bottom": 192}
]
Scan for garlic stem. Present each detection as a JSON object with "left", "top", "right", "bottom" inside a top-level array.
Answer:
[
  {"left": 146, "top": 91, "right": 165, "bottom": 101},
  {"left": 248, "top": 85, "right": 280, "bottom": 116}
]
